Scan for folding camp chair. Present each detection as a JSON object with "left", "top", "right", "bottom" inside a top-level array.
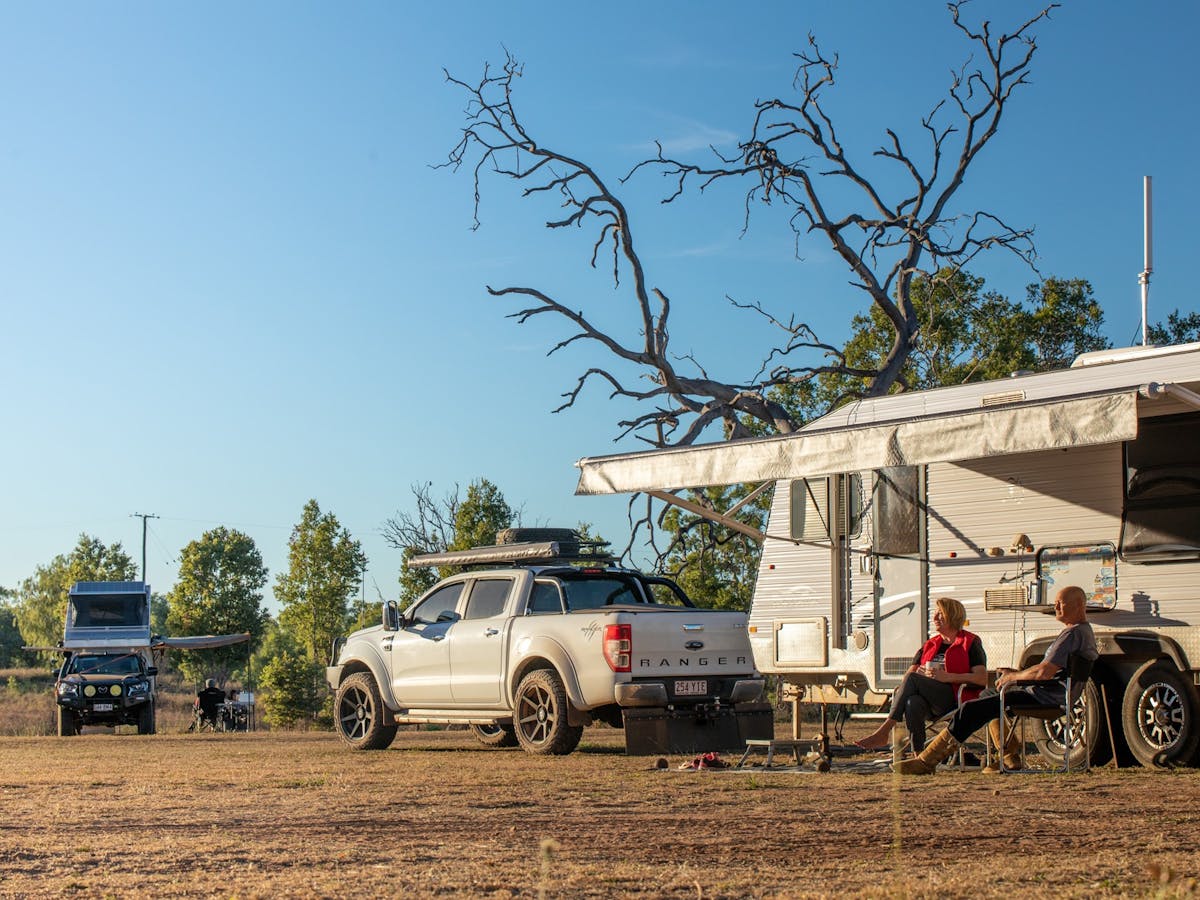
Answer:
[{"left": 997, "top": 653, "right": 1095, "bottom": 773}]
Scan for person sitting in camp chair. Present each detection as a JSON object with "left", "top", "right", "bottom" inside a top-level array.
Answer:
[
  {"left": 854, "top": 596, "right": 987, "bottom": 754},
  {"left": 193, "top": 678, "right": 226, "bottom": 732},
  {"left": 896, "top": 585, "right": 1098, "bottom": 775}
]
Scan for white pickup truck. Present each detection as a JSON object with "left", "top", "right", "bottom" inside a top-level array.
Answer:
[{"left": 325, "top": 538, "right": 769, "bottom": 755}]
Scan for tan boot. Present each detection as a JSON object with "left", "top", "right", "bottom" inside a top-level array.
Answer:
[
  {"left": 894, "top": 729, "right": 958, "bottom": 775},
  {"left": 983, "top": 719, "right": 1023, "bottom": 772}
]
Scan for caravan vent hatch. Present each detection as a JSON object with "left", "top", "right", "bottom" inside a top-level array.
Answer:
[{"left": 980, "top": 390, "right": 1026, "bottom": 407}]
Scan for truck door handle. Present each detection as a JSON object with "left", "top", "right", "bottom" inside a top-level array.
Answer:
[{"left": 485, "top": 628, "right": 500, "bottom": 637}]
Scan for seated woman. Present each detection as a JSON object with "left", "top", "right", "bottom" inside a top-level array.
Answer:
[{"left": 854, "top": 596, "right": 987, "bottom": 753}]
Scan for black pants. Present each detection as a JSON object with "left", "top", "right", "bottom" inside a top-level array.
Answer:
[
  {"left": 888, "top": 671, "right": 957, "bottom": 752},
  {"left": 947, "top": 687, "right": 1063, "bottom": 743}
]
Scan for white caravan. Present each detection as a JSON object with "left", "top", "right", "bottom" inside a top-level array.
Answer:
[{"left": 576, "top": 342, "right": 1200, "bottom": 768}]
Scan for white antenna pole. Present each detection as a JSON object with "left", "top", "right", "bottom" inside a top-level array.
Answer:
[{"left": 1140, "top": 175, "right": 1153, "bottom": 346}]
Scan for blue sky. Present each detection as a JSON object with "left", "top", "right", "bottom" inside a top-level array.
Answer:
[{"left": 2, "top": 2, "right": 1196, "bottom": 611}]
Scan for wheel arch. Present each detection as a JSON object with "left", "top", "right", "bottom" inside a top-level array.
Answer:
[
  {"left": 508, "top": 640, "right": 586, "bottom": 714},
  {"left": 1020, "top": 629, "right": 1191, "bottom": 676},
  {"left": 333, "top": 646, "right": 398, "bottom": 716}
]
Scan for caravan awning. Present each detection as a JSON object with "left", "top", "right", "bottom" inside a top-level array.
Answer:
[{"left": 575, "top": 391, "right": 1139, "bottom": 495}]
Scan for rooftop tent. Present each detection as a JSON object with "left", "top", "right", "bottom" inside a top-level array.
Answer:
[{"left": 575, "top": 391, "right": 1140, "bottom": 495}]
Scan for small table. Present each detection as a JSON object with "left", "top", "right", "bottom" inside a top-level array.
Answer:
[{"left": 736, "top": 739, "right": 827, "bottom": 771}]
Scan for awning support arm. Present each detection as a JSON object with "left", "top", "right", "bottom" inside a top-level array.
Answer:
[
  {"left": 1142, "top": 382, "right": 1200, "bottom": 410},
  {"left": 724, "top": 481, "right": 775, "bottom": 516},
  {"left": 646, "top": 490, "right": 767, "bottom": 544}
]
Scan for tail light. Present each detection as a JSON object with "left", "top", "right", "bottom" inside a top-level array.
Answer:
[{"left": 602, "top": 624, "right": 632, "bottom": 673}]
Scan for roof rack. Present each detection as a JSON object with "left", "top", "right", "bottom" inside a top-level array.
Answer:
[{"left": 407, "top": 539, "right": 613, "bottom": 569}]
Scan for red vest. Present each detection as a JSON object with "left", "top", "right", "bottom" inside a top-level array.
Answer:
[{"left": 918, "top": 630, "right": 982, "bottom": 703}]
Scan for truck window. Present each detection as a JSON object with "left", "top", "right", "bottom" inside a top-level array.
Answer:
[
  {"left": 411, "top": 583, "right": 465, "bottom": 625},
  {"left": 463, "top": 579, "right": 512, "bottom": 620},
  {"left": 557, "top": 576, "right": 641, "bottom": 610},
  {"left": 1121, "top": 411, "right": 1200, "bottom": 561},
  {"left": 69, "top": 654, "right": 142, "bottom": 676},
  {"left": 527, "top": 581, "right": 565, "bottom": 615},
  {"left": 69, "top": 596, "right": 147, "bottom": 628},
  {"left": 640, "top": 576, "right": 696, "bottom": 608}
]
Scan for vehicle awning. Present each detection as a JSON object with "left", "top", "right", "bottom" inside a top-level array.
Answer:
[
  {"left": 151, "top": 633, "right": 251, "bottom": 651},
  {"left": 575, "top": 390, "right": 1139, "bottom": 495}
]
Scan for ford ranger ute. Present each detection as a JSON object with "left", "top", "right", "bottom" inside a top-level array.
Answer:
[{"left": 326, "top": 533, "right": 770, "bottom": 755}]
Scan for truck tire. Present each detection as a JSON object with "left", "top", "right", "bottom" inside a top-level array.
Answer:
[
  {"left": 335, "top": 672, "right": 398, "bottom": 751},
  {"left": 513, "top": 669, "right": 584, "bottom": 755},
  {"left": 1034, "top": 679, "right": 1110, "bottom": 768},
  {"left": 1121, "top": 660, "right": 1200, "bottom": 768},
  {"left": 56, "top": 707, "right": 79, "bottom": 737},
  {"left": 137, "top": 701, "right": 156, "bottom": 736},
  {"left": 470, "top": 723, "right": 519, "bottom": 748}
]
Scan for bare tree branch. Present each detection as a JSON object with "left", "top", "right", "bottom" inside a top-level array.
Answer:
[{"left": 442, "top": 5, "right": 1053, "bottom": 449}]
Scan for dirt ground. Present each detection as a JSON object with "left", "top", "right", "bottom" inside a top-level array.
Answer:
[{"left": 1, "top": 722, "right": 1198, "bottom": 899}]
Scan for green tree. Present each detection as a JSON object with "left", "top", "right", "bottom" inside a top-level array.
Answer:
[
  {"left": 808, "top": 271, "right": 1109, "bottom": 409},
  {"left": 15, "top": 534, "right": 137, "bottom": 659},
  {"left": 167, "top": 527, "right": 269, "bottom": 684},
  {"left": 449, "top": 479, "right": 514, "bottom": 551},
  {"left": 259, "top": 651, "right": 323, "bottom": 729},
  {"left": 659, "top": 485, "right": 769, "bottom": 611},
  {"left": 0, "top": 588, "right": 36, "bottom": 668},
  {"left": 1149, "top": 309, "right": 1200, "bottom": 346},
  {"left": 275, "top": 500, "right": 367, "bottom": 665},
  {"left": 384, "top": 478, "right": 517, "bottom": 605}
]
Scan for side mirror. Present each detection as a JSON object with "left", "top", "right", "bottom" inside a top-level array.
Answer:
[
  {"left": 382, "top": 601, "right": 401, "bottom": 632},
  {"left": 145, "top": 666, "right": 159, "bottom": 677}
]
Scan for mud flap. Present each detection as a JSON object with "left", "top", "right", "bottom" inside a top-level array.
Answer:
[{"left": 622, "top": 703, "right": 774, "bottom": 756}]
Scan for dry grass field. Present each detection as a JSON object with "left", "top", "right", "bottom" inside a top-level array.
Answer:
[{"left": 2, "top": 721, "right": 1200, "bottom": 899}]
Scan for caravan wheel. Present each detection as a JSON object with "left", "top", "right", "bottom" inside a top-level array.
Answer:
[
  {"left": 1034, "top": 679, "right": 1109, "bottom": 769},
  {"left": 1121, "top": 661, "right": 1200, "bottom": 768}
]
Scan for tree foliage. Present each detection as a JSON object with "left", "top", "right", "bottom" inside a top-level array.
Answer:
[
  {"left": 657, "top": 485, "right": 769, "bottom": 611},
  {"left": 445, "top": 3, "right": 1056, "bottom": 448},
  {"left": 275, "top": 500, "right": 367, "bottom": 665},
  {"left": 383, "top": 478, "right": 516, "bottom": 604},
  {"left": 15, "top": 534, "right": 136, "bottom": 658},
  {"left": 259, "top": 650, "right": 323, "bottom": 730},
  {"left": 1149, "top": 309, "right": 1200, "bottom": 347},
  {"left": 802, "top": 271, "right": 1108, "bottom": 412},
  {"left": 166, "top": 527, "right": 269, "bottom": 684},
  {"left": 0, "top": 588, "right": 36, "bottom": 668}
]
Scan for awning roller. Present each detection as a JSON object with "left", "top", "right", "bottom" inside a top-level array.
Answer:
[{"left": 575, "top": 391, "right": 1139, "bottom": 495}]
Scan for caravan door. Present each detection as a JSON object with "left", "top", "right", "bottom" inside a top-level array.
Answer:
[{"left": 870, "top": 466, "right": 927, "bottom": 689}]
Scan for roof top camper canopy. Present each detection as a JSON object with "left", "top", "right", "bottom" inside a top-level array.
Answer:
[{"left": 575, "top": 342, "right": 1200, "bottom": 496}]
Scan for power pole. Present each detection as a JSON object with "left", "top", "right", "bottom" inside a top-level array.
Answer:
[{"left": 130, "top": 512, "right": 159, "bottom": 583}]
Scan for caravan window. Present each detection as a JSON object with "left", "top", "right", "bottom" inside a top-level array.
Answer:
[
  {"left": 873, "top": 467, "right": 922, "bottom": 557},
  {"left": 1121, "top": 411, "right": 1200, "bottom": 562},
  {"left": 790, "top": 476, "right": 861, "bottom": 541}
]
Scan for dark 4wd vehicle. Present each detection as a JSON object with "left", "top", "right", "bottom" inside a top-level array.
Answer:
[{"left": 55, "top": 651, "right": 158, "bottom": 736}]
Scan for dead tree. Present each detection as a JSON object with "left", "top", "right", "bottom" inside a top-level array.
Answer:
[{"left": 443, "top": 3, "right": 1055, "bottom": 451}]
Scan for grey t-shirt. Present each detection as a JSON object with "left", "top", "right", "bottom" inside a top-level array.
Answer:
[{"left": 1026, "top": 622, "right": 1098, "bottom": 705}]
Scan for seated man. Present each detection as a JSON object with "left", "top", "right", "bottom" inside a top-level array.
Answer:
[
  {"left": 195, "top": 678, "right": 226, "bottom": 730},
  {"left": 897, "top": 585, "right": 1098, "bottom": 775}
]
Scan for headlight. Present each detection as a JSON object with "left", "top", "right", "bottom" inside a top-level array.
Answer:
[
  {"left": 128, "top": 680, "right": 149, "bottom": 694},
  {"left": 110, "top": 684, "right": 122, "bottom": 697},
  {"left": 57, "top": 683, "right": 78, "bottom": 696},
  {"left": 83, "top": 684, "right": 96, "bottom": 697}
]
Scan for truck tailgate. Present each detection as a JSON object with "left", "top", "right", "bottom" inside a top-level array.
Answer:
[{"left": 613, "top": 608, "right": 754, "bottom": 677}]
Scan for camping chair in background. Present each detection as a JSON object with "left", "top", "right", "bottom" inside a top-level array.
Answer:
[{"left": 997, "top": 653, "right": 1096, "bottom": 773}]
